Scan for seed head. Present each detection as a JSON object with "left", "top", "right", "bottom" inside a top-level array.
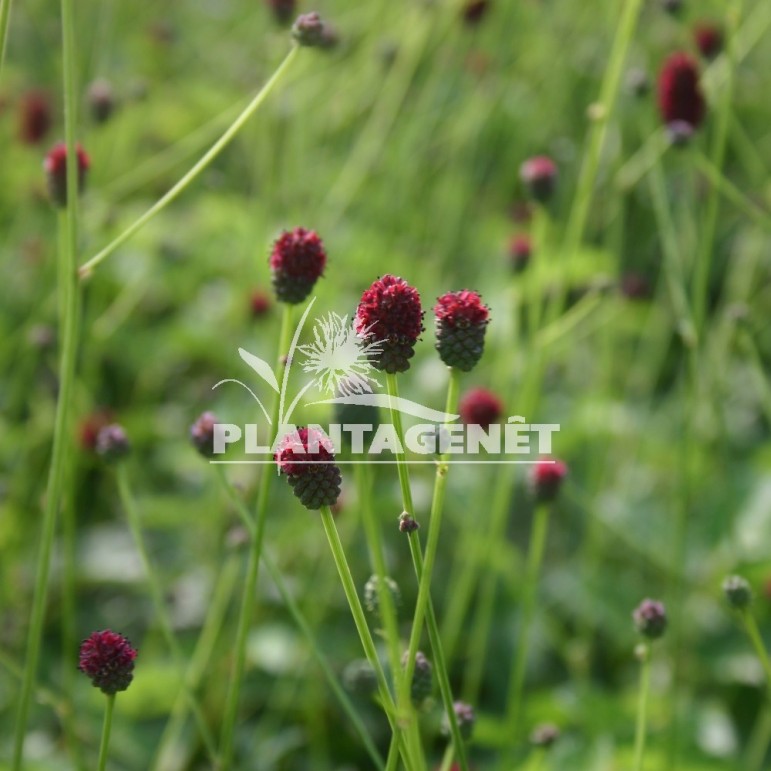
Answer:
[
  {"left": 434, "top": 290, "right": 490, "bottom": 372},
  {"left": 354, "top": 275, "right": 424, "bottom": 373},
  {"left": 19, "top": 90, "right": 52, "bottom": 145},
  {"left": 509, "top": 234, "right": 532, "bottom": 273},
  {"left": 269, "top": 227, "right": 327, "bottom": 304},
  {"left": 723, "top": 575, "right": 752, "bottom": 610},
  {"left": 657, "top": 52, "right": 705, "bottom": 130},
  {"left": 633, "top": 598, "right": 667, "bottom": 639},
  {"left": 190, "top": 411, "right": 218, "bottom": 458},
  {"left": 443, "top": 701, "right": 475, "bottom": 741},
  {"left": 530, "top": 722, "right": 560, "bottom": 748},
  {"left": 88, "top": 79, "right": 116, "bottom": 124},
  {"left": 96, "top": 424, "right": 131, "bottom": 462},
  {"left": 275, "top": 427, "right": 341, "bottom": 509},
  {"left": 78, "top": 630, "right": 137, "bottom": 695},
  {"left": 520, "top": 155, "right": 558, "bottom": 204},
  {"left": 530, "top": 458, "right": 568, "bottom": 503},
  {"left": 694, "top": 23, "right": 722, "bottom": 59},
  {"left": 402, "top": 650, "right": 433, "bottom": 706},
  {"left": 459, "top": 387, "right": 503, "bottom": 430},
  {"left": 291, "top": 12, "right": 326, "bottom": 47},
  {"left": 44, "top": 142, "right": 90, "bottom": 207}
]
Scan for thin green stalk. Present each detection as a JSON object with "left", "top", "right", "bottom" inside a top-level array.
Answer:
[
  {"left": 116, "top": 465, "right": 218, "bottom": 761},
  {"left": 11, "top": 0, "right": 81, "bottom": 763},
  {"left": 742, "top": 613, "right": 771, "bottom": 685},
  {"left": 214, "top": 466, "right": 386, "bottom": 771},
  {"left": 0, "top": 0, "right": 11, "bottom": 78},
  {"left": 692, "top": 0, "right": 745, "bottom": 335},
  {"left": 385, "top": 373, "right": 469, "bottom": 771},
  {"left": 438, "top": 743, "right": 455, "bottom": 771},
  {"left": 96, "top": 695, "right": 116, "bottom": 771},
  {"left": 633, "top": 644, "right": 652, "bottom": 771},
  {"left": 504, "top": 503, "right": 551, "bottom": 740},
  {"left": 79, "top": 46, "right": 299, "bottom": 278},
  {"left": 218, "top": 303, "right": 293, "bottom": 770}
]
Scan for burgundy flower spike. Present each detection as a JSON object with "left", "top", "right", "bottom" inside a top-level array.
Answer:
[
  {"left": 44, "top": 142, "right": 90, "bottom": 207},
  {"left": 530, "top": 458, "right": 568, "bottom": 503},
  {"left": 355, "top": 275, "right": 424, "bottom": 373},
  {"left": 78, "top": 630, "right": 137, "bottom": 695},
  {"left": 275, "top": 427, "right": 341, "bottom": 510},
  {"left": 269, "top": 227, "right": 327, "bottom": 304},
  {"left": 657, "top": 52, "right": 705, "bottom": 130},
  {"left": 434, "top": 290, "right": 490, "bottom": 371},
  {"left": 459, "top": 387, "right": 503, "bottom": 430}
]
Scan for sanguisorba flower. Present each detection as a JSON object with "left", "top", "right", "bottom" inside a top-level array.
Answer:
[
  {"left": 95, "top": 424, "right": 131, "bottom": 462},
  {"left": 269, "top": 227, "right": 327, "bottom": 304},
  {"left": 520, "top": 155, "right": 558, "bottom": 204},
  {"left": 44, "top": 141, "right": 90, "bottom": 207},
  {"left": 509, "top": 234, "right": 532, "bottom": 273},
  {"left": 434, "top": 290, "right": 490, "bottom": 372},
  {"left": 694, "top": 23, "right": 723, "bottom": 60},
  {"left": 657, "top": 52, "right": 705, "bottom": 130},
  {"left": 190, "top": 411, "right": 218, "bottom": 458},
  {"left": 275, "top": 427, "right": 342, "bottom": 509},
  {"left": 78, "top": 630, "right": 137, "bottom": 695},
  {"left": 530, "top": 458, "right": 568, "bottom": 503},
  {"left": 19, "top": 90, "right": 52, "bottom": 145},
  {"left": 633, "top": 598, "right": 667, "bottom": 639},
  {"left": 458, "top": 387, "right": 503, "bottom": 430},
  {"left": 354, "top": 275, "right": 424, "bottom": 374}
]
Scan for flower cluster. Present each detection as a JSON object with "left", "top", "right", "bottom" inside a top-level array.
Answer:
[
  {"left": 78, "top": 630, "right": 137, "bottom": 695},
  {"left": 270, "top": 227, "right": 327, "bottom": 304},
  {"left": 275, "top": 427, "right": 341, "bottom": 509},
  {"left": 434, "top": 290, "right": 490, "bottom": 371}
]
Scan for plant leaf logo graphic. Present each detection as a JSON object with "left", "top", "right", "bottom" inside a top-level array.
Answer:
[{"left": 238, "top": 348, "right": 280, "bottom": 393}]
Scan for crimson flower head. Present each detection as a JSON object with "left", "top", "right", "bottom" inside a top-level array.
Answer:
[
  {"left": 275, "top": 427, "right": 341, "bottom": 510},
  {"left": 520, "top": 155, "right": 558, "bottom": 203},
  {"left": 96, "top": 424, "right": 131, "bottom": 462},
  {"left": 657, "top": 52, "right": 705, "bottom": 130},
  {"left": 266, "top": 0, "right": 295, "bottom": 25},
  {"left": 78, "top": 410, "right": 113, "bottom": 452},
  {"left": 459, "top": 387, "right": 503, "bottom": 430},
  {"left": 509, "top": 234, "right": 532, "bottom": 273},
  {"left": 463, "top": 0, "right": 490, "bottom": 24},
  {"left": 250, "top": 289, "right": 272, "bottom": 318},
  {"left": 269, "top": 227, "right": 327, "bottom": 304},
  {"left": 530, "top": 458, "right": 568, "bottom": 502},
  {"left": 19, "top": 90, "right": 52, "bottom": 145},
  {"left": 633, "top": 598, "right": 667, "bottom": 639},
  {"left": 693, "top": 23, "right": 723, "bottom": 60},
  {"left": 78, "top": 630, "right": 137, "bottom": 695},
  {"left": 190, "top": 411, "right": 218, "bottom": 458},
  {"left": 434, "top": 290, "right": 490, "bottom": 371},
  {"left": 44, "top": 142, "right": 90, "bottom": 207},
  {"left": 355, "top": 275, "right": 424, "bottom": 373}
]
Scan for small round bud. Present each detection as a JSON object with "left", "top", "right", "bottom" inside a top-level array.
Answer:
[
  {"left": 266, "top": 0, "right": 295, "bottom": 25},
  {"left": 291, "top": 12, "right": 326, "bottom": 47},
  {"left": 402, "top": 650, "right": 433, "bottom": 706},
  {"left": 723, "top": 575, "right": 752, "bottom": 609},
  {"left": 434, "top": 290, "right": 490, "bottom": 372},
  {"left": 96, "top": 424, "right": 131, "bottom": 462},
  {"left": 459, "top": 387, "right": 503, "bottom": 430},
  {"left": 694, "top": 23, "right": 722, "bottom": 59},
  {"left": 529, "top": 458, "right": 568, "bottom": 503},
  {"left": 250, "top": 289, "right": 272, "bottom": 318},
  {"left": 343, "top": 658, "right": 378, "bottom": 698},
  {"left": 509, "top": 234, "right": 532, "bottom": 273},
  {"left": 87, "top": 79, "right": 116, "bottom": 124},
  {"left": 190, "top": 411, "right": 218, "bottom": 458},
  {"left": 19, "top": 90, "right": 52, "bottom": 145},
  {"left": 399, "top": 512, "right": 419, "bottom": 533},
  {"left": 462, "top": 0, "right": 489, "bottom": 25},
  {"left": 520, "top": 155, "right": 558, "bottom": 204},
  {"left": 443, "top": 701, "right": 475, "bottom": 741},
  {"left": 657, "top": 53, "right": 705, "bottom": 131},
  {"left": 78, "top": 630, "right": 137, "bottom": 695},
  {"left": 530, "top": 722, "right": 560, "bottom": 748},
  {"left": 363, "top": 574, "right": 401, "bottom": 616},
  {"left": 633, "top": 598, "right": 667, "bottom": 639},
  {"left": 44, "top": 142, "right": 90, "bottom": 207}
]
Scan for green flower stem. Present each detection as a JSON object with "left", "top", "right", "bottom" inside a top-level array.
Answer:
[
  {"left": 151, "top": 554, "right": 240, "bottom": 771},
  {"left": 691, "top": 0, "right": 745, "bottom": 336},
  {"left": 214, "top": 466, "right": 386, "bottom": 771},
  {"left": 742, "top": 612, "right": 771, "bottom": 685},
  {"left": 11, "top": 0, "right": 81, "bottom": 762},
  {"left": 354, "top": 461, "right": 409, "bottom": 769},
  {"left": 633, "top": 644, "right": 652, "bottom": 771},
  {"left": 0, "top": 0, "right": 12, "bottom": 78},
  {"left": 218, "top": 303, "right": 293, "bottom": 769},
  {"left": 96, "top": 694, "right": 115, "bottom": 771},
  {"left": 504, "top": 502, "right": 551, "bottom": 740},
  {"left": 319, "top": 506, "right": 413, "bottom": 769},
  {"left": 438, "top": 743, "right": 455, "bottom": 771},
  {"left": 78, "top": 46, "right": 299, "bottom": 278},
  {"left": 385, "top": 373, "right": 469, "bottom": 771},
  {"left": 115, "top": 465, "right": 218, "bottom": 761}
]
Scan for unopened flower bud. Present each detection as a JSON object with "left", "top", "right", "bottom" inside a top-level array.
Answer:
[
  {"left": 399, "top": 512, "right": 419, "bottom": 533},
  {"left": 530, "top": 722, "right": 560, "bottom": 748},
  {"left": 190, "top": 411, "right": 218, "bottom": 458},
  {"left": 633, "top": 598, "right": 667, "bottom": 639},
  {"left": 292, "top": 12, "right": 326, "bottom": 47},
  {"left": 443, "top": 701, "right": 475, "bottom": 741},
  {"left": 402, "top": 650, "right": 433, "bottom": 705},
  {"left": 96, "top": 424, "right": 130, "bottom": 462},
  {"left": 723, "top": 575, "right": 752, "bottom": 609}
]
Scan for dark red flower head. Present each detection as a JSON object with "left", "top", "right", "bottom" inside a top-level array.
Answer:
[
  {"left": 275, "top": 427, "right": 341, "bottom": 509},
  {"left": 269, "top": 227, "right": 327, "bottom": 304},
  {"left": 530, "top": 458, "right": 568, "bottom": 502},
  {"left": 292, "top": 12, "right": 326, "bottom": 47},
  {"left": 78, "top": 630, "right": 137, "bottom": 695},
  {"left": 44, "top": 142, "right": 90, "bottom": 207},
  {"left": 88, "top": 79, "right": 116, "bottom": 124},
  {"left": 19, "top": 90, "right": 52, "bottom": 145},
  {"left": 633, "top": 598, "right": 667, "bottom": 639},
  {"left": 434, "top": 290, "right": 490, "bottom": 371},
  {"left": 78, "top": 410, "right": 114, "bottom": 452},
  {"left": 657, "top": 52, "right": 705, "bottom": 130},
  {"left": 266, "top": 0, "right": 295, "bottom": 25},
  {"left": 190, "top": 411, "right": 218, "bottom": 458},
  {"left": 250, "top": 289, "right": 272, "bottom": 317},
  {"left": 693, "top": 23, "right": 723, "bottom": 60},
  {"left": 96, "top": 424, "right": 131, "bottom": 462},
  {"left": 459, "top": 388, "right": 503, "bottom": 430},
  {"left": 520, "top": 155, "right": 558, "bottom": 203},
  {"left": 463, "top": 0, "right": 490, "bottom": 24},
  {"left": 355, "top": 275, "right": 424, "bottom": 373},
  {"left": 509, "top": 234, "right": 532, "bottom": 273}
]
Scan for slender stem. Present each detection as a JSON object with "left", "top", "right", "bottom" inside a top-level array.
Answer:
[
  {"left": 385, "top": 373, "right": 469, "bottom": 771},
  {"left": 0, "top": 0, "right": 10, "bottom": 77},
  {"left": 438, "top": 743, "right": 455, "bottom": 771},
  {"left": 78, "top": 46, "right": 299, "bottom": 278},
  {"left": 115, "top": 465, "right": 218, "bottom": 760},
  {"left": 218, "top": 303, "right": 293, "bottom": 770},
  {"left": 504, "top": 503, "right": 551, "bottom": 739},
  {"left": 633, "top": 644, "right": 652, "bottom": 771},
  {"left": 214, "top": 466, "right": 387, "bottom": 771},
  {"left": 96, "top": 695, "right": 116, "bottom": 771},
  {"left": 11, "top": 0, "right": 81, "bottom": 764},
  {"left": 743, "top": 613, "right": 771, "bottom": 685}
]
